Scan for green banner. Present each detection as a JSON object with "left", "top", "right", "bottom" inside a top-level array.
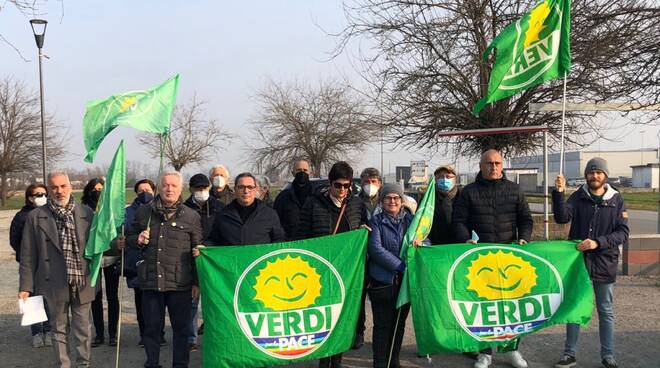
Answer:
[
  {"left": 82, "top": 74, "right": 179, "bottom": 162},
  {"left": 84, "top": 140, "right": 126, "bottom": 287},
  {"left": 409, "top": 241, "right": 592, "bottom": 354},
  {"left": 472, "top": 0, "right": 571, "bottom": 116},
  {"left": 196, "top": 230, "right": 368, "bottom": 368}
]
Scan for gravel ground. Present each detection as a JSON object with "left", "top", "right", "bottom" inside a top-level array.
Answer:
[{"left": 1, "top": 209, "right": 658, "bottom": 368}]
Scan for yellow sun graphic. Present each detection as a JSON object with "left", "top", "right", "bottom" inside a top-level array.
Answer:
[
  {"left": 466, "top": 251, "right": 537, "bottom": 300},
  {"left": 118, "top": 96, "right": 138, "bottom": 113},
  {"left": 253, "top": 255, "right": 322, "bottom": 311},
  {"left": 524, "top": 1, "right": 551, "bottom": 48},
  {"left": 415, "top": 216, "right": 432, "bottom": 241}
]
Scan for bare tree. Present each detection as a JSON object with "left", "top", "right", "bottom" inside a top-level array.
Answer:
[
  {"left": 333, "top": 0, "right": 660, "bottom": 156},
  {"left": 138, "top": 96, "right": 232, "bottom": 172},
  {"left": 249, "top": 79, "right": 375, "bottom": 176},
  {"left": 0, "top": 76, "right": 66, "bottom": 205}
]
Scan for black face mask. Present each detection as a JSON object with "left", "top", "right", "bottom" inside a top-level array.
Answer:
[
  {"left": 89, "top": 190, "right": 101, "bottom": 209},
  {"left": 137, "top": 192, "right": 154, "bottom": 204},
  {"left": 293, "top": 171, "right": 310, "bottom": 186}
]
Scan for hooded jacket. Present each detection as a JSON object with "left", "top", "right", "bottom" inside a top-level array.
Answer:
[
  {"left": 184, "top": 195, "right": 224, "bottom": 240},
  {"left": 552, "top": 184, "right": 629, "bottom": 283},
  {"left": 452, "top": 172, "right": 533, "bottom": 243}
]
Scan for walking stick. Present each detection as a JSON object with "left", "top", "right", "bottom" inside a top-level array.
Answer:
[{"left": 115, "top": 225, "right": 125, "bottom": 368}]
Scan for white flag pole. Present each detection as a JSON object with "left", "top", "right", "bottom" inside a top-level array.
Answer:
[{"left": 559, "top": 71, "right": 568, "bottom": 176}]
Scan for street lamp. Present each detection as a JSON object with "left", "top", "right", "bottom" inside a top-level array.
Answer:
[{"left": 29, "top": 19, "right": 48, "bottom": 185}]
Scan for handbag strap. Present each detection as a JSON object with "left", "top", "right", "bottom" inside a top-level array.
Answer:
[{"left": 332, "top": 203, "right": 347, "bottom": 235}]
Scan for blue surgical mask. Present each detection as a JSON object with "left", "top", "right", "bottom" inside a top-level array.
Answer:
[{"left": 436, "top": 178, "right": 454, "bottom": 191}]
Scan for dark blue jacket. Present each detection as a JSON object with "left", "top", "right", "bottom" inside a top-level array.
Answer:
[
  {"left": 9, "top": 204, "right": 37, "bottom": 262},
  {"left": 552, "top": 184, "right": 629, "bottom": 283},
  {"left": 367, "top": 211, "right": 412, "bottom": 285},
  {"left": 123, "top": 199, "right": 144, "bottom": 288}
]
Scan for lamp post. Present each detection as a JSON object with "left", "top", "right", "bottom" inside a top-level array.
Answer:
[{"left": 29, "top": 19, "right": 48, "bottom": 185}]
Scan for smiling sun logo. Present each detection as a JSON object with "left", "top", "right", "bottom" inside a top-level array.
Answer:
[
  {"left": 466, "top": 250, "right": 537, "bottom": 300},
  {"left": 253, "top": 255, "right": 322, "bottom": 311}
]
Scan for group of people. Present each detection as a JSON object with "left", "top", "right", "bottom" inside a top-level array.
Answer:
[{"left": 12, "top": 149, "right": 627, "bottom": 368}]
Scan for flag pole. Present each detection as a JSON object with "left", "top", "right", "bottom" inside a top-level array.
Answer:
[
  {"left": 386, "top": 308, "right": 403, "bottom": 368},
  {"left": 115, "top": 225, "right": 125, "bottom": 368},
  {"left": 559, "top": 71, "right": 568, "bottom": 175}
]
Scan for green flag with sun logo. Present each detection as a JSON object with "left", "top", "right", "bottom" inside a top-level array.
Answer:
[
  {"left": 472, "top": 0, "right": 571, "bottom": 116},
  {"left": 196, "top": 230, "right": 368, "bottom": 368},
  {"left": 82, "top": 74, "right": 179, "bottom": 163},
  {"left": 408, "top": 240, "right": 593, "bottom": 353}
]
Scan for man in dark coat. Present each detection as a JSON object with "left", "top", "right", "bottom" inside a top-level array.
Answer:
[
  {"left": 273, "top": 158, "right": 313, "bottom": 240},
  {"left": 206, "top": 172, "right": 285, "bottom": 246},
  {"left": 295, "top": 161, "right": 368, "bottom": 368},
  {"left": 552, "top": 157, "right": 629, "bottom": 368},
  {"left": 429, "top": 165, "right": 461, "bottom": 245},
  {"left": 452, "top": 149, "right": 533, "bottom": 368},
  {"left": 19, "top": 172, "right": 97, "bottom": 368},
  {"left": 209, "top": 164, "right": 235, "bottom": 205},
  {"left": 183, "top": 173, "right": 224, "bottom": 351},
  {"left": 128, "top": 171, "right": 203, "bottom": 368}
]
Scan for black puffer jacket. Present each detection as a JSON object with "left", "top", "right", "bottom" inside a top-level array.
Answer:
[
  {"left": 429, "top": 187, "right": 461, "bottom": 245},
  {"left": 9, "top": 204, "right": 37, "bottom": 262},
  {"left": 206, "top": 199, "right": 286, "bottom": 246},
  {"left": 127, "top": 198, "right": 202, "bottom": 291},
  {"left": 273, "top": 188, "right": 305, "bottom": 240},
  {"left": 295, "top": 189, "right": 368, "bottom": 239},
  {"left": 552, "top": 184, "right": 629, "bottom": 283},
  {"left": 184, "top": 195, "right": 224, "bottom": 240},
  {"left": 452, "top": 173, "right": 533, "bottom": 243}
]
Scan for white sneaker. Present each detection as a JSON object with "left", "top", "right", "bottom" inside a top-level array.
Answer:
[
  {"left": 506, "top": 351, "right": 528, "bottom": 368},
  {"left": 42, "top": 333, "right": 53, "bottom": 347},
  {"left": 32, "top": 334, "right": 44, "bottom": 348},
  {"left": 474, "top": 353, "right": 492, "bottom": 368}
]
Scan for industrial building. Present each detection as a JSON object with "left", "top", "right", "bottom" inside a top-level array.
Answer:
[{"left": 510, "top": 148, "right": 660, "bottom": 188}]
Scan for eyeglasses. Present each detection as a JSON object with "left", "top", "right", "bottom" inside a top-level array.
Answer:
[
  {"left": 236, "top": 185, "right": 257, "bottom": 192},
  {"left": 332, "top": 182, "right": 351, "bottom": 190},
  {"left": 31, "top": 193, "right": 47, "bottom": 198},
  {"left": 383, "top": 195, "right": 401, "bottom": 202}
]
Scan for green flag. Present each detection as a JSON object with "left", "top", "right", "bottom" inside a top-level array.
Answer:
[
  {"left": 396, "top": 176, "right": 435, "bottom": 308},
  {"left": 409, "top": 240, "right": 593, "bottom": 353},
  {"left": 84, "top": 141, "right": 126, "bottom": 287},
  {"left": 472, "top": 0, "right": 571, "bottom": 116},
  {"left": 82, "top": 74, "right": 179, "bottom": 163},
  {"left": 196, "top": 230, "right": 368, "bottom": 368}
]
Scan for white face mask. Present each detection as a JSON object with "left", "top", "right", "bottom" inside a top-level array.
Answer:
[
  {"left": 34, "top": 196, "right": 47, "bottom": 207},
  {"left": 193, "top": 190, "right": 209, "bottom": 203},
  {"left": 212, "top": 176, "right": 226, "bottom": 188},
  {"left": 363, "top": 183, "right": 379, "bottom": 198}
]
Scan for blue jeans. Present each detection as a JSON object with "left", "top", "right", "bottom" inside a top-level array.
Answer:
[
  {"left": 564, "top": 282, "right": 614, "bottom": 360},
  {"left": 188, "top": 298, "right": 199, "bottom": 344}
]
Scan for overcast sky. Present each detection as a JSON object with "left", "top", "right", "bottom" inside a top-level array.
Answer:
[{"left": 1, "top": 1, "right": 657, "bottom": 180}]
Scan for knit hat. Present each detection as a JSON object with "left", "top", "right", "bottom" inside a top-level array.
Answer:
[
  {"left": 189, "top": 173, "right": 211, "bottom": 188},
  {"left": 584, "top": 157, "right": 609, "bottom": 177},
  {"left": 380, "top": 183, "right": 404, "bottom": 202}
]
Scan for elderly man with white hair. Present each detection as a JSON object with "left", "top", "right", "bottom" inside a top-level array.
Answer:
[
  {"left": 208, "top": 164, "right": 235, "bottom": 205},
  {"left": 127, "top": 171, "right": 203, "bottom": 368}
]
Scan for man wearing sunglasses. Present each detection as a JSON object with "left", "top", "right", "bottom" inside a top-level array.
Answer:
[
  {"left": 295, "top": 161, "right": 369, "bottom": 368},
  {"left": 205, "top": 172, "right": 285, "bottom": 246}
]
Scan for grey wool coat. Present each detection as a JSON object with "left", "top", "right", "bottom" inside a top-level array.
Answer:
[{"left": 19, "top": 203, "right": 98, "bottom": 304}]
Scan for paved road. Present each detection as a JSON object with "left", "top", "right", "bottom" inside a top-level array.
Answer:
[{"left": 530, "top": 204, "right": 659, "bottom": 235}]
